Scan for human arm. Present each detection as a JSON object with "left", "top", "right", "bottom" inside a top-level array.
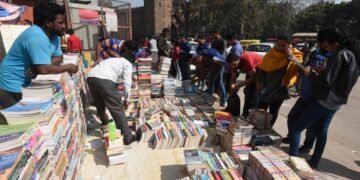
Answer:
[
  {"left": 122, "top": 62, "right": 133, "bottom": 104},
  {"left": 231, "top": 70, "right": 256, "bottom": 94},
  {"left": 51, "top": 56, "right": 63, "bottom": 65}
]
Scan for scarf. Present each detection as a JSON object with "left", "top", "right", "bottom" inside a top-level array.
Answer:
[
  {"left": 260, "top": 48, "right": 303, "bottom": 87},
  {"left": 99, "top": 38, "right": 123, "bottom": 60}
]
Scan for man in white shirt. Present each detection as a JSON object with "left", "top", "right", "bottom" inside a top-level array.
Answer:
[{"left": 87, "top": 40, "right": 140, "bottom": 145}]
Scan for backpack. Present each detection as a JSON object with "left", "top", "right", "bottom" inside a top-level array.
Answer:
[{"left": 224, "top": 93, "right": 241, "bottom": 116}]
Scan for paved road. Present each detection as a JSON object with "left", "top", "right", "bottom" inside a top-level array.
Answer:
[{"left": 242, "top": 77, "right": 360, "bottom": 179}]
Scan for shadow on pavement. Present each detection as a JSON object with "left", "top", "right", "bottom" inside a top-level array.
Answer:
[
  {"left": 317, "top": 158, "right": 360, "bottom": 179},
  {"left": 280, "top": 145, "right": 360, "bottom": 179}
]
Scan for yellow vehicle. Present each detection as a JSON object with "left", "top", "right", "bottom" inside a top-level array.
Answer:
[{"left": 240, "top": 39, "right": 261, "bottom": 49}]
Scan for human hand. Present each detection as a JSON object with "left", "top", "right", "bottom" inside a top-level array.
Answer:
[
  {"left": 303, "top": 66, "right": 312, "bottom": 76},
  {"left": 123, "top": 101, "right": 130, "bottom": 110},
  {"left": 26, "top": 66, "right": 38, "bottom": 79},
  {"left": 66, "top": 64, "right": 79, "bottom": 74}
]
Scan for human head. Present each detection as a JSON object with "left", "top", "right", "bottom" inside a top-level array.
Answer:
[
  {"left": 67, "top": 29, "right": 74, "bottom": 35},
  {"left": 225, "top": 33, "right": 238, "bottom": 46},
  {"left": 34, "top": 1, "right": 66, "bottom": 37},
  {"left": 212, "top": 30, "right": 221, "bottom": 39},
  {"left": 177, "top": 34, "right": 186, "bottom": 43},
  {"left": 317, "top": 27, "right": 348, "bottom": 53},
  {"left": 162, "top": 28, "right": 170, "bottom": 37},
  {"left": 196, "top": 35, "right": 205, "bottom": 44},
  {"left": 122, "top": 40, "right": 139, "bottom": 56},
  {"left": 275, "top": 35, "right": 292, "bottom": 53}
]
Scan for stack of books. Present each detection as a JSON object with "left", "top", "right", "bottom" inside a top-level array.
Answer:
[
  {"left": 182, "top": 80, "right": 196, "bottom": 93},
  {"left": 232, "top": 145, "right": 253, "bottom": 163},
  {"left": 130, "top": 64, "right": 139, "bottom": 102},
  {"left": 289, "top": 156, "right": 318, "bottom": 179},
  {"left": 184, "top": 149, "right": 245, "bottom": 179},
  {"left": 0, "top": 54, "right": 87, "bottom": 180},
  {"left": 220, "top": 121, "right": 254, "bottom": 151},
  {"left": 159, "top": 56, "right": 172, "bottom": 75},
  {"left": 149, "top": 115, "right": 209, "bottom": 149},
  {"left": 163, "top": 78, "right": 176, "bottom": 96},
  {"left": 103, "top": 130, "right": 127, "bottom": 165},
  {"left": 138, "top": 57, "right": 152, "bottom": 97},
  {"left": 151, "top": 74, "right": 163, "bottom": 97},
  {"left": 249, "top": 150, "right": 300, "bottom": 180}
]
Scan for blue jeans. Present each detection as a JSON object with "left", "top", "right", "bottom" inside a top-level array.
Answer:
[
  {"left": 287, "top": 98, "right": 316, "bottom": 148},
  {"left": 208, "top": 65, "right": 227, "bottom": 104},
  {"left": 289, "top": 101, "right": 337, "bottom": 166}
]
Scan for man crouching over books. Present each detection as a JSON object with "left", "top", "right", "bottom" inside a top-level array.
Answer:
[{"left": 86, "top": 39, "right": 141, "bottom": 145}]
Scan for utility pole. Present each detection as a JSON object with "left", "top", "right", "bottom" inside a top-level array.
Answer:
[{"left": 286, "top": 0, "right": 293, "bottom": 32}]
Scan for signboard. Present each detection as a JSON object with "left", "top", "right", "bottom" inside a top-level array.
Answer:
[{"left": 106, "top": 12, "right": 118, "bottom": 32}]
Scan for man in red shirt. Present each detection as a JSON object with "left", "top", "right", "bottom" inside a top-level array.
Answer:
[
  {"left": 67, "top": 29, "right": 82, "bottom": 53},
  {"left": 229, "top": 52, "right": 262, "bottom": 118}
]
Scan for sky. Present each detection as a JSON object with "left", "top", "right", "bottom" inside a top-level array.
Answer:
[
  {"left": 127, "top": 0, "right": 350, "bottom": 8},
  {"left": 128, "top": 0, "right": 143, "bottom": 7}
]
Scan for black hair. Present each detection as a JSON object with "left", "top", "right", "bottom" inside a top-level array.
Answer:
[
  {"left": 318, "top": 26, "right": 360, "bottom": 66},
  {"left": 178, "top": 34, "right": 185, "bottom": 38},
  {"left": 277, "top": 35, "right": 292, "bottom": 44},
  {"left": 197, "top": 35, "right": 205, "bottom": 40},
  {"left": 34, "top": 1, "right": 65, "bottom": 26},
  {"left": 162, "top": 28, "right": 170, "bottom": 33},
  {"left": 225, "top": 32, "right": 238, "bottom": 40},
  {"left": 212, "top": 29, "right": 220, "bottom": 34},
  {"left": 24, "top": 19, "right": 32, "bottom": 25},
  {"left": 124, "top": 40, "right": 139, "bottom": 52},
  {"left": 67, "top": 29, "right": 74, "bottom": 35}
]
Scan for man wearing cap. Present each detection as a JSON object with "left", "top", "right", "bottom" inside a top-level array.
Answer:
[{"left": 86, "top": 40, "right": 140, "bottom": 145}]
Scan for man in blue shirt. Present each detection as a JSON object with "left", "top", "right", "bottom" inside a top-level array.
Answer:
[
  {"left": 0, "top": 2, "right": 79, "bottom": 111},
  {"left": 225, "top": 33, "right": 243, "bottom": 94}
]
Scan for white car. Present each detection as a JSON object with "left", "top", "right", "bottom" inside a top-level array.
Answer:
[{"left": 246, "top": 43, "right": 274, "bottom": 57}]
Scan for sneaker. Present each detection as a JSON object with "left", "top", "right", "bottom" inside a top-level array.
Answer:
[
  {"left": 123, "top": 135, "right": 137, "bottom": 145},
  {"left": 282, "top": 137, "right": 290, "bottom": 144},
  {"left": 299, "top": 145, "right": 312, "bottom": 154},
  {"left": 307, "top": 160, "right": 318, "bottom": 169}
]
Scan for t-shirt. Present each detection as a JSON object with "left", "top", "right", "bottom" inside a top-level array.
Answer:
[
  {"left": 212, "top": 38, "right": 225, "bottom": 54},
  {"left": 87, "top": 57, "right": 133, "bottom": 101},
  {"left": 0, "top": 25, "right": 62, "bottom": 93},
  {"left": 239, "top": 52, "right": 262, "bottom": 72},
  {"left": 228, "top": 41, "right": 243, "bottom": 61},
  {"left": 67, "top": 34, "right": 82, "bottom": 53}
]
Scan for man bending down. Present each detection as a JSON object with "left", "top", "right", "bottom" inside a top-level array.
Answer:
[{"left": 86, "top": 40, "right": 140, "bottom": 145}]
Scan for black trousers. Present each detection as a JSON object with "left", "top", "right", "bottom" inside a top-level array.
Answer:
[
  {"left": 242, "top": 81, "right": 257, "bottom": 117},
  {"left": 86, "top": 77, "right": 132, "bottom": 138},
  {"left": 258, "top": 100, "right": 284, "bottom": 126},
  {"left": 0, "top": 89, "right": 22, "bottom": 124}
]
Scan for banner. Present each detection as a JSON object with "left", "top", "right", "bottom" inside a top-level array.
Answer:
[{"left": 106, "top": 12, "right": 118, "bottom": 32}]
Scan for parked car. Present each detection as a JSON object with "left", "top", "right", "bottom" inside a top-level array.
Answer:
[{"left": 245, "top": 43, "right": 274, "bottom": 57}]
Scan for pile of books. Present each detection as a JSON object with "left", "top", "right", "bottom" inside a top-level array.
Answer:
[
  {"left": 151, "top": 74, "right": 163, "bottom": 97},
  {"left": 149, "top": 115, "right": 210, "bottom": 149},
  {"left": 130, "top": 64, "right": 139, "bottom": 102},
  {"left": 159, "top": 56, "right": 172, "bottom": 76},
  {"left": 184, "top": 149, "right": 245, "bottom": 179},
  {"left": 249, "top": 150, "right": 300, "bottom": 180},
  {"left": 138, "top": 57, "right": 152, "bottom": 97},
  {"left": 220, "top": 120, "right": 254, "bottom": 151},
  {"left": 163, "top": 78, "right": 176, "bottom": 96},
  {"left": 103, "top": 130, "right": 127, "bottom": 165},
  {"left": 182, "top": 80, "right": 196, "bottom": 93},
  {"left": 0, "top": 54, "right": 87, "bottom": 179}
]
